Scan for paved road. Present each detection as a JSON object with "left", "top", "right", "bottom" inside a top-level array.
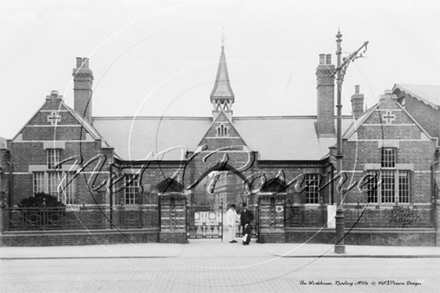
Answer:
[
  {"left": 1, "top": 241, "right": 439, "bottom": 292},
  {"left": 2, "top": 257, "right": 438, "bottom": 292}
]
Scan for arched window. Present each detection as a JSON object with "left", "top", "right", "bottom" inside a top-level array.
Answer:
[{"left": 216, "top": 123, "right": 229, "bottom": 136}]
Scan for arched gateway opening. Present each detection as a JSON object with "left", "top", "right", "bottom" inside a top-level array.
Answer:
[{"left": 186, "top": 162, "right": 249, "bottom": 240}]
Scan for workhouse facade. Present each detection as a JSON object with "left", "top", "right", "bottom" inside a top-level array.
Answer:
[{"left": 0, "top": 45, "right": 439, "bottom": 246}]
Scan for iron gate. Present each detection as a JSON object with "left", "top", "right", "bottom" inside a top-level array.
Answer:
[{"left": 187, "top": 206, "right": 223, "bottom": 239}]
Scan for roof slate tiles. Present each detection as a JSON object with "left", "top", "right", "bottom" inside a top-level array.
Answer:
[{"left": 92, "top": 115, "right": 353, "bottom": 161}]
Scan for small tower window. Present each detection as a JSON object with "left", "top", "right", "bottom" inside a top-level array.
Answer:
[{"left": 216, "top": 124, "right": 229, "bottom": 137}]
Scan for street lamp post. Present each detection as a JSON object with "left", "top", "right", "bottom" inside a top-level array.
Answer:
[{"left": 334, "top": 30, "right": 368, "bottom": 254}]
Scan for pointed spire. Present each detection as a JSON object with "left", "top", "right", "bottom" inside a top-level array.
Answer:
[{"left": 210, "top": 45, "right": 234, "bottom": 104}]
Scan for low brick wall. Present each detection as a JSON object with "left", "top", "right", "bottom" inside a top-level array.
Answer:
[
  {"left": 159, "top": 232, "right": 187, "bottom": 244},
  {"left": 259, "top": 232, "right": 285, "bottom": 243},
  {"left": 286, "top": 228, "right": 436, "bottom": 246},
  {"left": 0, "top": 229, "right": 159, "bottom": 246}
]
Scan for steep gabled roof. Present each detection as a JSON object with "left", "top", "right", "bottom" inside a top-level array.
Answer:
[
  {"left": 393, "top": 84, "right": 439, "bottom": 109},
  {"left": 343, "top": 92, "right": 434, "bottom": 141},
  {"left": 63, "top": 105, "right": 107, "bottom": 143},
  {"left": 342, "top": 105, "right": 379, "bottom": 139},
  {"left": 195, "top": 110, "right": 249, "bottom": 150},
  {"left": 11, "top": 93, "right": 109, "bottom": 148}
]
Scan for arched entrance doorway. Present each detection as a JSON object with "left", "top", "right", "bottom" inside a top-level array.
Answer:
[{"left": 186, "top": 162, "right": 249, "bottom": 241}]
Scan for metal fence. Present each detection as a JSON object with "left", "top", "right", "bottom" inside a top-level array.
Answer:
[
  {"left": 285, "top": 204, "right": 434, "bottom": 228},
  {"left": 343, "top": 204, "right": 434, "bottom": 228},
  {"left": 286, "top": 205, "right": 327, "bottom": 227},
  {"left": 2, "top": 206, "right": 159, "bottom": 231}
]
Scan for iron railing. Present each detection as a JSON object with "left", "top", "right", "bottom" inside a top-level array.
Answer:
[
  {"left": 343, "top": 204, "right": 433, "bottom": 228},
  {"left": 3, "top": 205, "right": 159, "bottom": 231},
  {"left": 285, "top": 203, "right": 434, "bottom": 228}
]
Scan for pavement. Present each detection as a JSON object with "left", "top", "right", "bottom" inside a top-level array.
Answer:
[
  {"left": 2, "top": 239, "right": 440, "bottom": 293},
  {"left": 1, "top": 239, "right": 439, "bottom": 259}
]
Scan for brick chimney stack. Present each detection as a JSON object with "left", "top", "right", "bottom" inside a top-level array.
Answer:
[
  {"left": 73, "top": 57, "right": 93, "bottom": 122},
  {"left": 351, "top": 85, "right": 364, "bottom": 119},
  {"left": 316, "top": 53, "right": 335, "bottom": 136}
]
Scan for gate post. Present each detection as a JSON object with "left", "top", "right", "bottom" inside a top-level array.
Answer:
[
  {"left": 258, "top": 193, "right": 286, "bottom": 243},
  {"left": 158, "top": 193, "right": 187, "bottom": 243}
]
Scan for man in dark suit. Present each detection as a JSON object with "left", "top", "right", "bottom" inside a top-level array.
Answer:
[{"left": 240, "top": 202, "right": 254, "bottom": 239}]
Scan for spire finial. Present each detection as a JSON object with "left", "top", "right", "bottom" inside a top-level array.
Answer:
[{"left": 221, "top": 27, "right": 225, "bottom": 49}]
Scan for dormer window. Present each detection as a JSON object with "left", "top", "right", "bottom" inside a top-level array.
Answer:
[{"left": 216, "top": 123, "right": 229, "bottom": 136}]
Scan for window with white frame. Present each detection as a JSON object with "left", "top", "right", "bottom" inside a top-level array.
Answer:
[
  {"left": 304, "top": 174, "right": 320, "bottom": 204},
  {"left": 60, "top": 172, "right": 76, "bottom": 205},
  {"left": 47, "top": 149, "right": 61, "bottom": 169},
  {"left": 48, "top": 172, "right": 61, "bottom": 195},
  {"left": 33, "top": 172, "right": 45, "bottom": 194},
  {"left": 366, "top": 171, "right": 378, "bottom": 203},
  {"left": 124, "top": 174, "right": 139, "bottom": 205},
  {"left": 33, "top": 171, "right": 76, "bottom": 204},
  {"left": 32, "top": 149, "right": 77, "bottom": 204},
  {"left": 367, "top": 148, "right": 410, "bottom": 204},
  {"left": 381, "top": 148, "right": 396, "bottom": 168}
]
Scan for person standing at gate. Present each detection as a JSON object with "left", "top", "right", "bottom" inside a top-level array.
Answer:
[
  {"left": 240, "top": 203, "right": 254, "bottom": 243},
  {"left": 226, "top": 204, "right": 237, "bottom": 243}
]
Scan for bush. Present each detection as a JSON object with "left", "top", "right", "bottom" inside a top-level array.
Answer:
[{"left": 18, "top": 193, "right": 65, "bottom": 208}]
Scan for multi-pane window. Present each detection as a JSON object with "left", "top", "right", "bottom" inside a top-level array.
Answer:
[
  {"left": 124, "top": 174, "right": 139, "bottom": 205},
  {"left": 304, "top": 174, "right": 319, "bottom": 204},
  {"left": 32, "top": 149, "right": 76, "bottom": 204},
  {"left": 381, "top": 148, "right": 396, "bottom": 168},
  {"left": 367, "top": 148, "right": 410, "bottom": 204},
  {"left": 366, "top": 170, "right": 410, "bottom": 204},
  {"left": 33, "top": 172, "right": 45, "bottom": 194},
  {"left": 60, "top": 172, "right": 76, "bottom": 205},
  {"left": 398, "top": 171, "right": 410, "bottom": 203},
  {"left": 47, "top": 149, "right": 61, "bottom": 169},
  {"left": 48, "top": 172, "right": 61, "bottom": 195},
  {"left": 366, "top": 171, "right": 378, "bottom": 203},
  {"left": 34, "top": 171, "right": 76, "bottom": 204},
  {"left": 381, "top": 171, "right": 395, "bottom": 203}
]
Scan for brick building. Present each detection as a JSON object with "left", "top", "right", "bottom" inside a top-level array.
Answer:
[{"left": 1, "top": 46, "right": 439, "bottom": 246}]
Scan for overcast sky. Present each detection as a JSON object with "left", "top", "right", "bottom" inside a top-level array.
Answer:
[{"left": 1, "top": 0, "right": 439, "bottom": 139}]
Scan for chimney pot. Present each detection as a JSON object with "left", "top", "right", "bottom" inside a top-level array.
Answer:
[
  {"left": 326, "top": 54, "right": 332, "bottom": 64},
  {"left": 319, "top": 54, "right": 325, "bottom": 64},
  {"left": 76, "top": 57, "right": 82, "bottom": 68},
  {"left": 73, "top": 57, "right": 93, "bottom": 122},
  {"left": 351, "top": 86, "right": 364, "bottom": 119},
  {"left": 82, "top": 58, "right": 89, "bottom": 69}
]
